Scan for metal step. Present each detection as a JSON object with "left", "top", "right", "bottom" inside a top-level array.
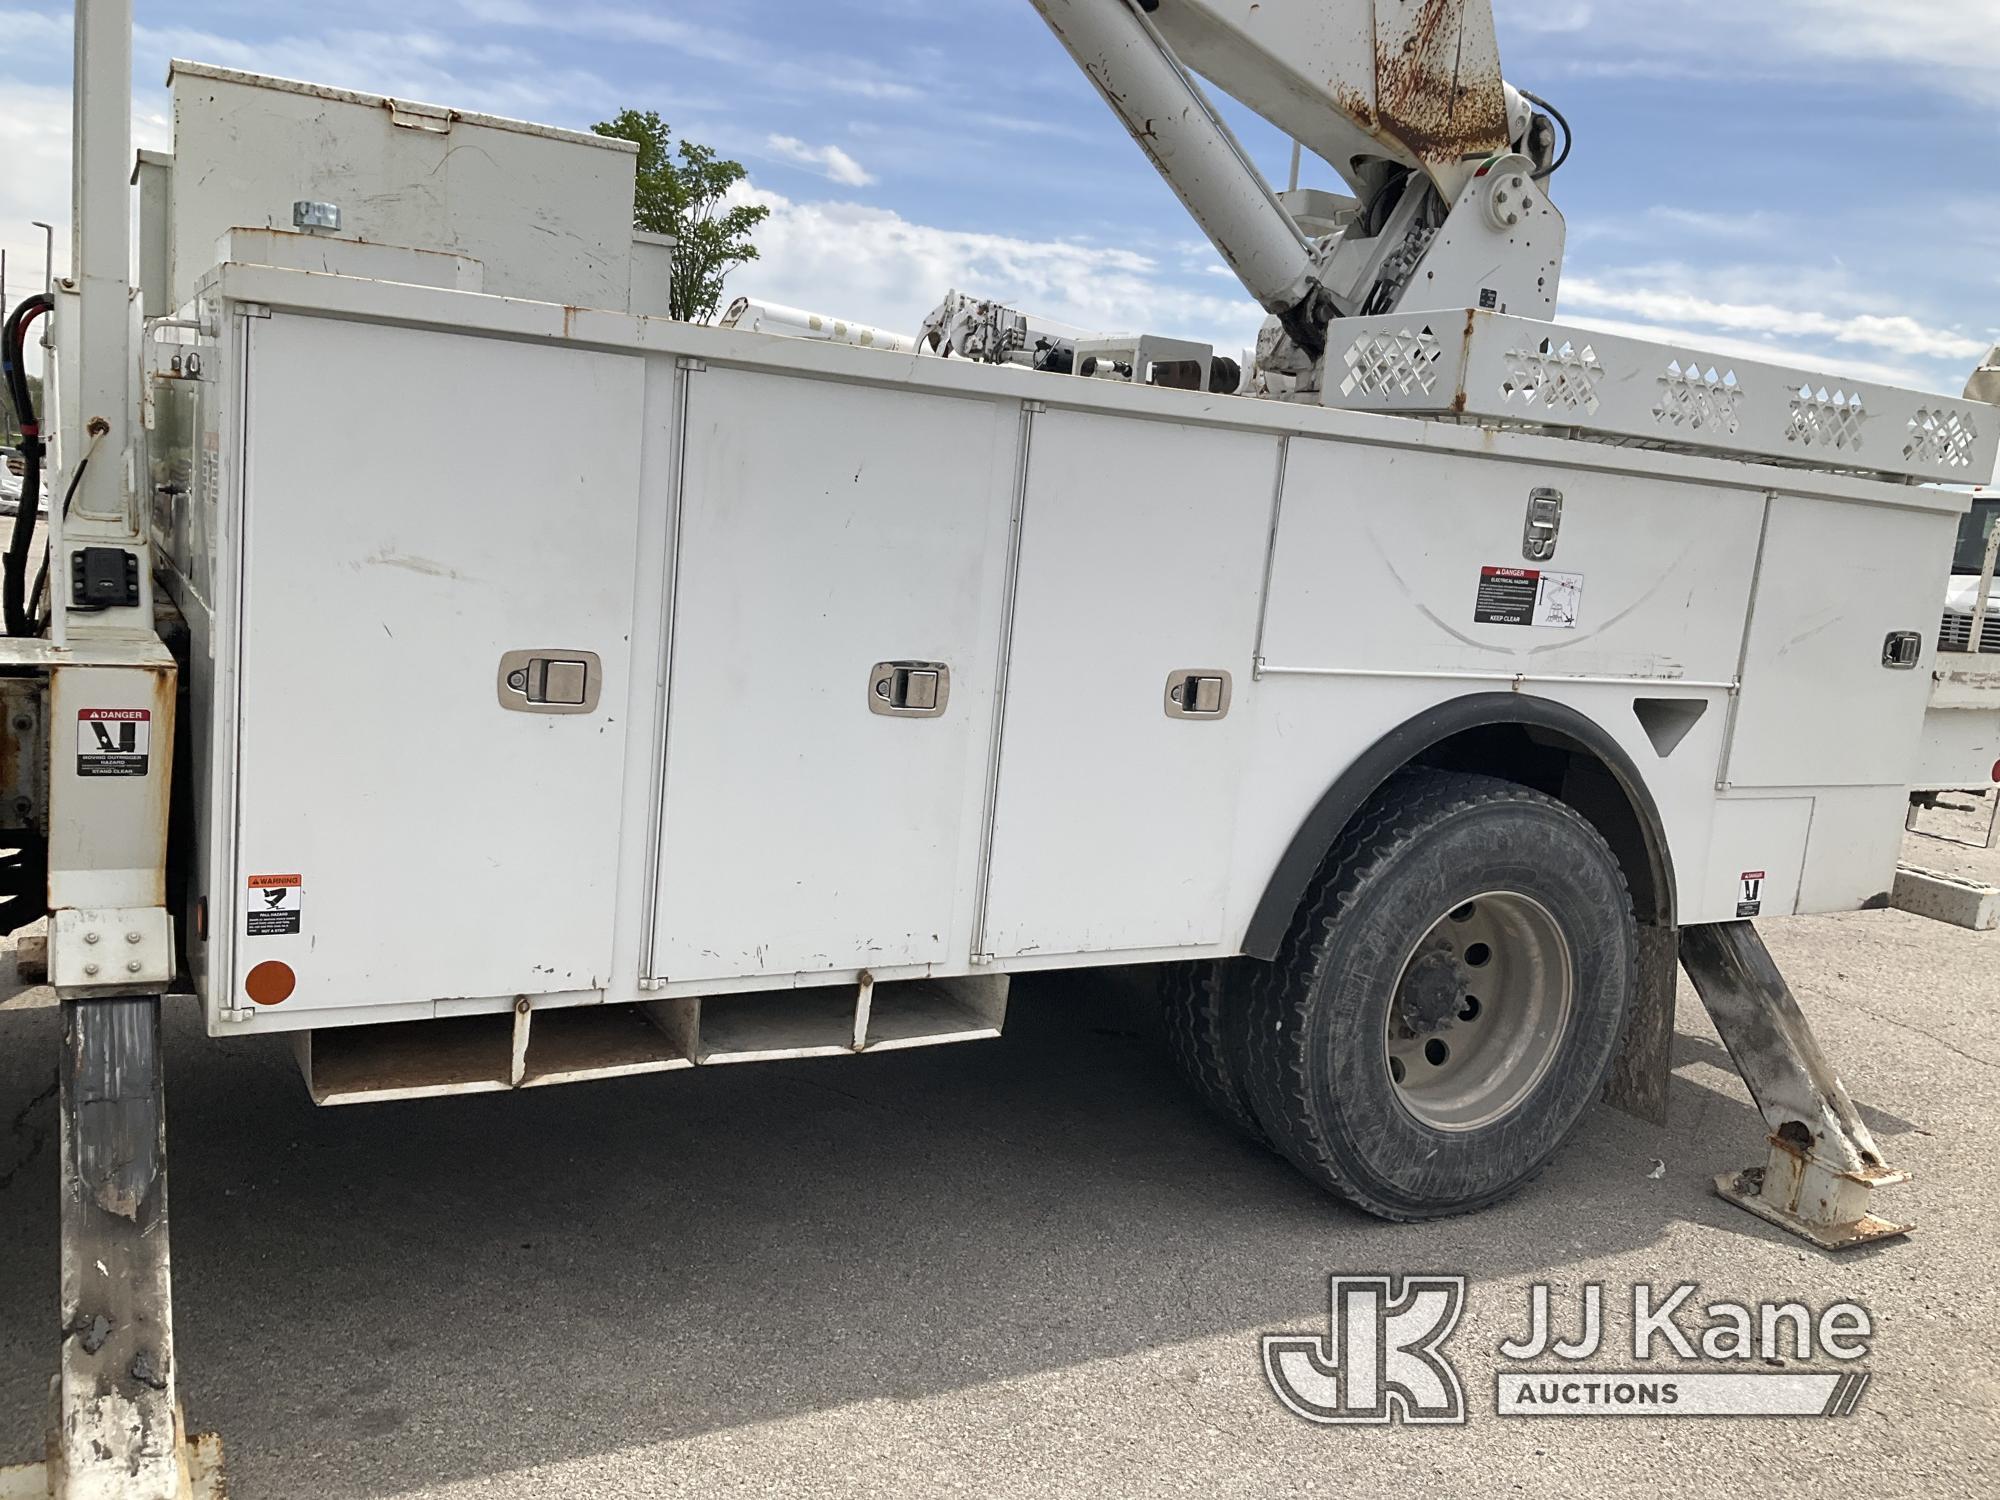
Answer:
[{"left": 295, "top": 974, "right": 1008, "bottom": 1105}]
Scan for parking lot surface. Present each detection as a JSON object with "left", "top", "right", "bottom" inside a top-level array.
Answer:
[{"left": 3, "top": 807, "right": 1996, "bottom": 1497}]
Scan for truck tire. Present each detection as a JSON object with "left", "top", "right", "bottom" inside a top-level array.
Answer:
[
  {"left": 1239, "top": 768, "right": 1636, "bottom": 1220},
  {"left": 1158, "top": 960, "right": 1267, "bottom": 1145}
]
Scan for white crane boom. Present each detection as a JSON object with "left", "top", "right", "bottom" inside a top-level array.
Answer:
[{"left": 1026, "top": 0, "right": 1565, "bottom": 375}]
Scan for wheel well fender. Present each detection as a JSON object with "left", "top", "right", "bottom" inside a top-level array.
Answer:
[{"left": 1241, "top": 692, "right": 1676, "bottom": 959}]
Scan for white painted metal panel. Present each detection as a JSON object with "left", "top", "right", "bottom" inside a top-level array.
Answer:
[
  {"left": 1694, "top": 798, "right": 1814, "bottom": 926},
  {"left": 167, "top": 62, "right": 637, "bottom": 311},
  {"left": 1324, "top": 310, "right": 1997, "bottom": 485},
  {"left": 981, "top": 410, "right": 1278, "bottom": 957},
  {"left": 1797, "top": 786, "right": 1910, "bottom": 913},
  {"left": 1726, "top": 495, "right": 1959, "bottom": 788},
  {"left": 1261, "top": 439, "right": 1761, "bottom": 683},
  {"left": 1911, "top": 700, "right": 2000, "bottom": 791},
  {"left": 231, "top": 314, "right": 644, "bottom": 1009},
  {"left": 650, "top": 369, "right": 1017, "bottom": 982}
]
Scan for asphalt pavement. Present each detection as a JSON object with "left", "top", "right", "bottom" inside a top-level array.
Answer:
[{"left": 2, "top": 805, "right": 1996, "bottom": 1497}]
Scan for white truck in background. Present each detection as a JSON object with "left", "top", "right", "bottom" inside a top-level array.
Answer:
[
  {"left": 2, "top": 1, "right": 1997, "bottom": 1494},
  {"left": 1911, "top": 486, "right": 2000, "bottom": 821}
]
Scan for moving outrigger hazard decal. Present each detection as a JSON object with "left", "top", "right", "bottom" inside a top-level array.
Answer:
[
  {"left": 76, "top": 707, "right": 151, "bottom": 776},
  {"left": 246, "top": 874, "right": 303, "bottom": 935},
  {"left": 1738, "top": 871, "right": 1765, "bottom": 919}
]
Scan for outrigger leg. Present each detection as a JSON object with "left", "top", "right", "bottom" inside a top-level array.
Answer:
[
  {"left": 0, "top": 998, "right": 219, "bottom": 1499},
  {"left": 1679, "top": 922, "right": 1911, "bottom": 1251}
]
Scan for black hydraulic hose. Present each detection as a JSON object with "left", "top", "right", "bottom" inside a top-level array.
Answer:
[
  {"left": 3, "top": 293, "right": 53, "bottom": 637},
  {"left": 26, "top": 452, "right": 89, "bottom": 630},
  {"left": 1520, "top": 89, "right": 1572, "bottom": 181}
]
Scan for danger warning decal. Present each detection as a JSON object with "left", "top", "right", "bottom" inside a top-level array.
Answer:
[
  {"left": 1738, "top": 871, "right": 1765, "bottom": 919},
  {"left": 1474, "top": 567, "right": 1584, "bottom": 629},
  {"left": 246, "top": 874, "right": 302, "bottom": 936},
  {"left": 76, "top": 708, "right": 151, "bottom": 777}
]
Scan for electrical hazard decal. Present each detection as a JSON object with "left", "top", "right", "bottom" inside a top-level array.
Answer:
[
  {"left": 246, "top": 874, "right": 302, "bottom": 936},
  {"left": 1738, "top": 871, "right": 1765, "bottom": 919},
  {"left": 1474, "top": 567, "right": 1584, "bottom": 629},
  {"left": 76, "top": 708, "right": 151, "bottom": 777}
]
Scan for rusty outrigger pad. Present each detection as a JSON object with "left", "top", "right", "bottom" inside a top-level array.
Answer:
[{"left": 1679, "top": 922, "right": 1910, "bottom": 1251}]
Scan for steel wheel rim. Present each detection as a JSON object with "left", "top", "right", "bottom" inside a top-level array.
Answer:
[{"left": 1382, "top": 890, "right": 1574, "bottom": 1132}]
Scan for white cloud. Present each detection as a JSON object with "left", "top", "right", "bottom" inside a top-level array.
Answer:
[
  {"left": 763, "top": 135, "right": 875, "bottom": 188},
  {"left": 1498, "top": 0, "right": 2000, "bottom": 103},
  {"left": 1561, "top": 276, "right": 1991, "bottom": 364},
  {"left": 129, "top": 22, "right": 618, "bottom": 120},
  {"left": 1505, "top": 2, "right": 1595, "bottom": 35},
  {"left": 0, "top": 82, "right": 170, "bottom": 302},
  {"left": 0, "top": 85, "right": 75, "bottom": 300},
  {"left": 725, "top": 184, "right": 1262, "bottom": 354},
  {"left": 1553, "top": 314, "right": 1931, "bottom": 391}
]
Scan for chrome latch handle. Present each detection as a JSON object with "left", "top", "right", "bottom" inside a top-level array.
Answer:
[
  {"left": 1164, "top": 669, "right": 1232, "bottom": 719},
  {"left": 869, "top": 661, "right": 950, "bottom": 717},
  {"left": 497, "top": 649, "right": 603, "bottom": 714},
  {"left": 1523, "top": 486, "right": 1564, "bottom": 562}
]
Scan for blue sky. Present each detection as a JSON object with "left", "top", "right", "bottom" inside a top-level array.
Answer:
[{"left": 0, "top": 0, "right": 1994, "bottom": 392}]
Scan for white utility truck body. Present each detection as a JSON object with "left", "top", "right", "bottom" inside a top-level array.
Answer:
[
  {"left": 138, "top": 64, "right": 1985, "bottom": 1065},
  {"left": 170, "top": 272, "right": 1963, "bottom": 1017},
  {"left": 5, "top": 2, "right": 1999, "bottom": 1494}
]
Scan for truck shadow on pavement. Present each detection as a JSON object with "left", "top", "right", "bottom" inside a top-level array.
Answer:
[{"left": 0, "top": 971, "right": 1929, "bottom": 1497}]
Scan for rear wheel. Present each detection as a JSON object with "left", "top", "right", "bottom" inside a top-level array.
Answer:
[
  {"left": 1159, "top": 960, "right": 1267, "bottom": 1145},
  {"left": 1240, "top": 769, "right": 1636, "bottom": 1220}
]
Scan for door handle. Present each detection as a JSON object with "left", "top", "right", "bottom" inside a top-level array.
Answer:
[
  {"left": 1164, "top": 668, "right": 1232, "bottom": 719},
  {"left": 497, "top": 648, "right": 603, "bottom": 714},
  {"left": 868, "top": 661, "right": 950, "bottom": 717}
]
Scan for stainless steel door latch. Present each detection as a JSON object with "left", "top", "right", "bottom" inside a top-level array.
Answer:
[
  {"left": 1164, "top": 668, "right": 1232, "bottom": 720},
  {"left": 869, "top": 661, "right": 950, "bottom": 717},
  {"left": 1523, "top": 486, "right": 1564, "bottom": 561},
  {"left": 497, "top": 648, "right": 603, "bottom": 714},
  {"left": 1881, "top": 631, "right": 1923, "bottom": 670}
]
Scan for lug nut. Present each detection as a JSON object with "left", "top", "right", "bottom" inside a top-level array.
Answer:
[
  {"left": 84, "top": 931, "right": 100, "bottom": 945},
  {"left": 83, "top": 962, "right": 99, "bottom": 977},
  {"left": 127, "top": 960, "right": 143, "bottom": 973},
  {"left": 125, "top": 931, "right": 142, "bottom": 944}
]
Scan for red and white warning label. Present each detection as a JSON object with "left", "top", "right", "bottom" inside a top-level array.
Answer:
[
  {"left": 1738, "top": 870, "right": 1765, "bottom": 919},
  {"left": 1473, "top": 567, "right": 1584, "bottom": 629},
  {"left": 246, "top": 874, "right": 303, "bottom": 936},
  {"left": 76, "top": 708, "right": 152, "bottom": 777}
]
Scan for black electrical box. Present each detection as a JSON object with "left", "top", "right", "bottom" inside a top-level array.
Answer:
[{"left": 71, "top": 546, "right": 141, "bottom": 610}]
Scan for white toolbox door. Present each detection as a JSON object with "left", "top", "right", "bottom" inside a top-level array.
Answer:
[
  {"left": 230, "top": 314, "right": 644, "bottom": 1010},
  {"left": 649, "top": 369, "right": 1017, "bottom": 983},
  {"left": 1725, "top": 492, "right": 1958, "bottom": 788},
  {"left": 980, "top": 410, "right": 1279, "bottom": 958}
]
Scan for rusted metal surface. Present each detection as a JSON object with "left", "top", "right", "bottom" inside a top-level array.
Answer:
[
  {"left": 1679, "top": 921, "right": 1911, "bottom": 1249},
  {"left": 1372, "top": 0, "right": 1509, "bottom": 172},
  {"left": 0, "top": 1427, "right": 223, "bottom": 1498},
  {"left": 0, "top": 673, "right": 48, "bottom": 946},
  {"left": 0, "top": 674, "right": 46, "bottom": 834},
  {"left": 56, "top": 996, "right": 188, "bottom": 1497},
  {"left": 45, "top": 658, "right": 176, "bottom": 920}
]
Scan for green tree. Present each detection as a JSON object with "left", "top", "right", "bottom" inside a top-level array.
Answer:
[{"left": 595, "top": 109, "right": 770, "bottom": 325}]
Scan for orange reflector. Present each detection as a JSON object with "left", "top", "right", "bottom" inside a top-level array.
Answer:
[{"left": 245, "top": 960, "right": 295, "bottom": 1006}]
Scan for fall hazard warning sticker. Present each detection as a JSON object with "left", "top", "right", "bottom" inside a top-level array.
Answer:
[
  {"left": 76, "top": 708, "right": 151, "bottom": 777},
  {"left": 1474, "top": 567, "right": 1584, "bottom": 629},
  {"left": 246, "top": 874, "right": 303, "bottom": 936}
]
